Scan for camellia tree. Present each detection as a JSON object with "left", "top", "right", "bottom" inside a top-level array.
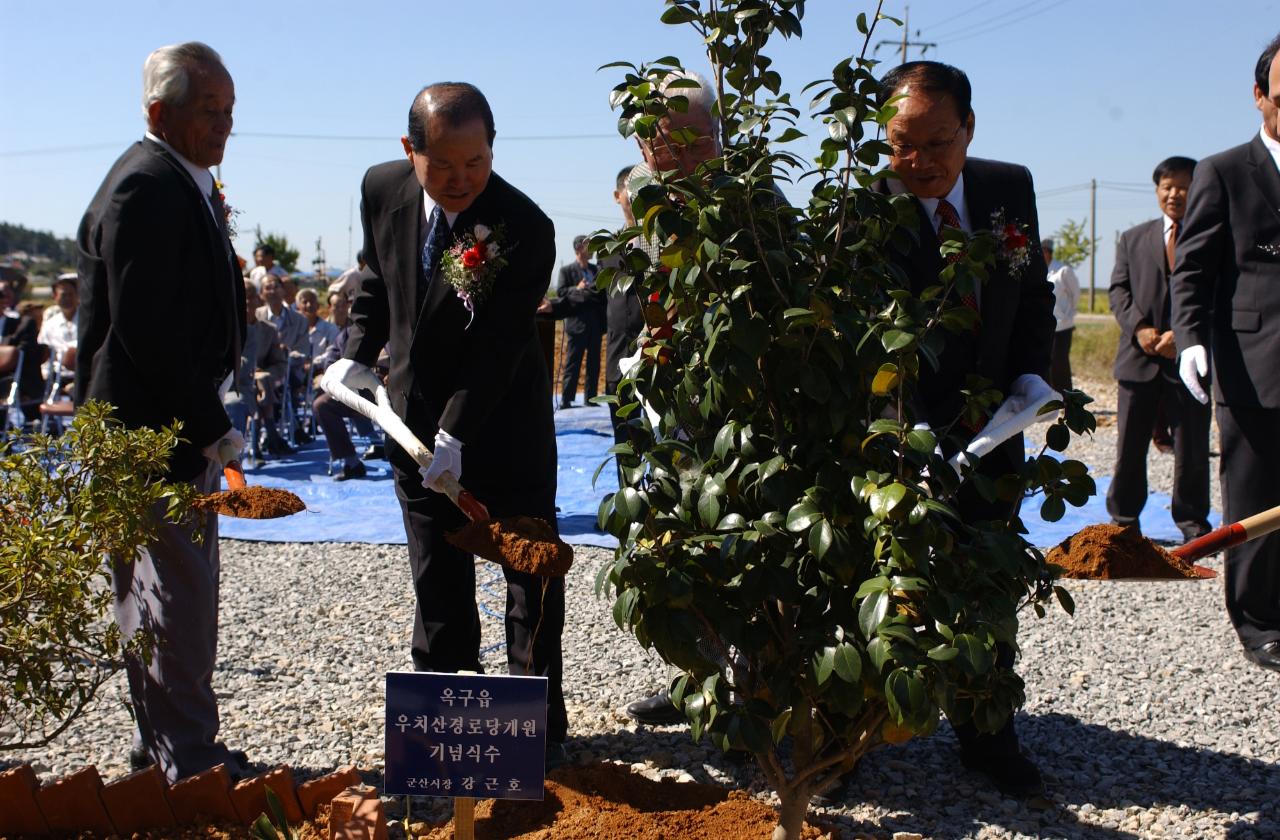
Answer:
[{"left": 593, "top": 2, "right": 1095, "bottom": 838}]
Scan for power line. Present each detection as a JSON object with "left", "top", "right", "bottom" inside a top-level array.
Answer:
[
  {"left": 931, "top": 0, "right": 1059, "bottom": 39},
  {"left": 924, "top": 0, "right": 1005, "bottom": 31},
  {"left": 943, "top": 0, "right": 1074, "bottom": 44}
]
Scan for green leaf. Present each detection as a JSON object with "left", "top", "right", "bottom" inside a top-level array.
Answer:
[
  {"left": 871, "top": 364, "right": 900, "bottom": 395},
  {"left": 881, "top": 329, "right": 914, "bottom": 352},
  {"left": 832, "top": 642, "right": 862, "bottom": 683},
  {"left": 1040, "top": 494, "right": 1066, "bottom": 522},
  {"left": 858, "top": 589, "right": 890, "bottom": 636},
  {"left": 869, "top": 483, "right": 908, "bottom": 519},
  {"left": 885, "top": 668, "right": 926, "bottom": 724},
  {"left": 1046, "top": 423, "right": 1070, "bottom": 452},
  {"left": 927, "top": 644, "right": 960, "bottom": 662},
  {"left": 814, "top": 646, "right": 836, "bottom": 685},
  {"left": 660, "top": 5, "right": 699, "bottom": 24},
  {"left": 905, "top": 428, "right": 936, "bottom": 454},
  {"left": 697, "top": 492, "right": 721, "bottom": 527},
  {"left": 786, "top": 500, "right": 822, "bottom": 532},
  {"left": 809, "top": 519, "right": 833, "bottom": 558},
  {"left": 953, "top": 633, "right": 993, "bottom": 675}
]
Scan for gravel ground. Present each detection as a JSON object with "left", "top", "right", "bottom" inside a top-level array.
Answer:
[{"left": 8, "top": 377, "right": 1276, "bottom": 839}]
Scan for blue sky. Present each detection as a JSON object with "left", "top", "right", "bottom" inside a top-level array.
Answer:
[{"left": 2, "top": 0, "right": 1278, "bottom": 305}]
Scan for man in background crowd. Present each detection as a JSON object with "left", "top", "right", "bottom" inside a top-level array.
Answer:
[
  {"left": 330, "top": 250, "right": 373, "bottom": 301},
  {"left": 1172, "top": 34, "right": 1280, "bottom": 672},
  {"left": 37, "top": 272, "right": 80, "bottom": 394},
  {"left": 554, "top": 234, "right": 606, "bottom": 409},
  {"left": 225, "top": 280, "right": 287, "bottom": 457},
  {"left": 1108, "top": 155, "right": 1211, "bottom": 543},
  {"left": 248, "top": 244, "right": 287, "bottom": 285},
  {"left": 1042, "top": 239, "right": 1079, "bottom": 392}
]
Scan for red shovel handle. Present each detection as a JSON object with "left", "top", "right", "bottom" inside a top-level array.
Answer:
[
  {"left": 224, "top": 460, "right": 247, "bottom": 491},
  {"left": 1173, "top": 503, "right": 1280, "bottom": 563}
]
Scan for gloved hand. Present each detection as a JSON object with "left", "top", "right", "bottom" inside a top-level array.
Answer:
[
  {"left": 1179, "top": 344, "right": 1210, "bottom": 405},
  {"left": 202, "top": 428, "right": 246, "bottom": 466},
  {"left": 321, "top": 358, "right": 382, "bottom": 398},
  {"left": 419, "top": 429, "right": 464, "bottom": 493},
  {"left": 987, "top": 373, "right": 1059, "bottom": 430}
]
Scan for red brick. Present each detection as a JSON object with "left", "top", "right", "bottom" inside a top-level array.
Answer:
[
  {"left": 328, "top": 786, "right": 386, "bottom": 840},
  {"left": 36, "top": 765, "right": 114, "bottom": 835},
  {"left": 0, "top": 763, "right": 49, "bottom": 836},
  {"left": 297, "top": 765, "right": 361, "bottom": 818},
  {"left": 166, "top": 763, "right": 238, "bottom": 824},
  {"left": 100, "top": 764, "right": 176, "bottom": 834},
  {"left": 230, "top": 765, "right": 301, "bottom": 825}
]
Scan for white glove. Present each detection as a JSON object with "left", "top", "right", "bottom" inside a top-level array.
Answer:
[
  {"left": 950, "top": 374, "right": 1060, "bottom": 475},
  {"left": 202, "top": 428, "right": 246, "bottom": 466},
  {"left": 1179, "top": 344, "right": 1210, "bottom": 405},
  {"left": 987, "top": 374, "right": 1058, "bottom": 428},
  {"left": 321, "top": 358, "right": 382, "bottom": 399},
  {"left": 419, "top": 429, "right": 463, "bottom": 493}
]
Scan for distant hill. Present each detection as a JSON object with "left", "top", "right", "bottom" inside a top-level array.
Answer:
[{"left": 1, "top": 221, "right": 76, "bottom": 265}]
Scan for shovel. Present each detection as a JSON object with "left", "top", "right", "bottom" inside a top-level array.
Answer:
[
  {"left": 321, "top": 371, "right": 572, "bottom": 576},
  {"left": 192, "top": 439, "right": 306, "bottom": 519},
  {"left": 1171, "top": 503, "right": 1280, "bottom": 565}
]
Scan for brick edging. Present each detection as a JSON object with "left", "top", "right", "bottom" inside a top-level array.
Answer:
[{"left": 0, "top": 762, "right": 384, "bottom": 840}]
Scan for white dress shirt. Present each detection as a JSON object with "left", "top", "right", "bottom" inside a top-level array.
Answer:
[
  {"left": 1259, "top": 124, "right": 1280, "bottom": 174},
  {"left": 889, "top": 173, "right": 971, "bottom": 233},
  {"left": 144, "top": 131, "right": 219, "bottom": 226}
]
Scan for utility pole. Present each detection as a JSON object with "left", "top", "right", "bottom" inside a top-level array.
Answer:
[
  {"left": 1088, "top": 178, "right": 1097, "bottom": 312},
  {"left": 312, "top": 236, "right": 326, "bottom": 281},
  {"left": 874, "top": 5, "right": 936, "bottom": 60}
]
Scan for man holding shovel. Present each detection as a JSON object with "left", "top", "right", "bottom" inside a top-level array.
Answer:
[
  {"left": 75, "top": 42, "right": 248, "bottom": 781},
  {"left": 326, "top": 82, "right": 567, "bottom": 763}
]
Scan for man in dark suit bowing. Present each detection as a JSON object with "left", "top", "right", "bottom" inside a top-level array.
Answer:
[
  {"left": 76, "top": 42, "right": 248, "bottom": 782},
  {"left": 1108, "top": 156, "right": 1211, "bottom": 541},
  {"left": 1172, "top": 33, "right": 1280, "bottom": 673},
  {"left": 329, "top": 82, "right": 567, "bottom": 759},
  {"left": 881, "top": 60, "right": 1056, "bottom": 798}
]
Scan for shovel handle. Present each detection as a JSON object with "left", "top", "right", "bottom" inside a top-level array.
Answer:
[
  {"left": 223, "top": 460, "right": 247, "bottom": 491},
  {"left": 1173, "top": 502, "right": 1280, "bottom": 562}
]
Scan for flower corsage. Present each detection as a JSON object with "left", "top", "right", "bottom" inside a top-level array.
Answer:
[
  {"left": 440, "top": 223, "right": 509, "bottom": 327},
  {"left": 989, "top": 208, "right": 1032, "bottom": 277}
]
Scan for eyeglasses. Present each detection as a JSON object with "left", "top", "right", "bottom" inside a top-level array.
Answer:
[
  {"left": 888, "top": 122, "right": 966, "bottom": 162},
  {"left": 648, "top": 133, "right": 717, "bottom": 164}
]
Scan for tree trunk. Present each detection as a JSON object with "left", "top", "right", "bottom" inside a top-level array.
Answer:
[{"left": 771, "top": 788, "right": 810, "bottom": 840}]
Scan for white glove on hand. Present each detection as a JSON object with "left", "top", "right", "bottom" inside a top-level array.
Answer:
[
  {"left": 419, "top": 429, "right": 463, "bottom": 493},
  {"left": 1179, "top": 344, "right": 1210, "bottom": 405},
  {"left": 321, "top": 358, "right": 381, "bottom": 398},
  {"left": 986, "top": 374, "right": 1059, "bottom": 431},
  {"left": 202, "top": 428, "right": 246, "bottom": 466}
]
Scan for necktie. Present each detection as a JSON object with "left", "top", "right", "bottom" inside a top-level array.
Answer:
[
  {"left": 935, "top": 199, "right": 978, "bottom": 314},
  {"left": 1166, "top": 220, "right": 1178, "bottom": 273},
  {"left": 420, "top": 205, "right": 449, "bottom": 301}
]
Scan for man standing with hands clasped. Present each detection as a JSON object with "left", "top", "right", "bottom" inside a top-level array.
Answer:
[
  {"left": 1172, "top": 34, "right": 1280, "bottom": 672},
  {"left": 1108, "top": 156, "right": 1211, "bottom": 542},
  {"left": 324, "top": 82, "right": 567, "bottom": 765},
  {"left": 75, "top": 42, "right": 248, "bottom": 782}
]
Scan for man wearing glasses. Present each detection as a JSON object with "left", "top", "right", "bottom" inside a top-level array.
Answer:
[{"left": 879, "top": 60, "right": 1056, "bottom": 799}]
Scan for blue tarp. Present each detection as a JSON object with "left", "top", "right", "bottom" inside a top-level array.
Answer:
[{"left": 220, "top": 406, "right": 1220, "bottom": 549}]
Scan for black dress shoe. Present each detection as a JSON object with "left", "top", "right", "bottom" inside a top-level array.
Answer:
[
  {"left": 335, "top": 460, "right": 367, "bottom": 481},
  {"left": 1178, "top": 521, "right": 1213, "bottom": 541},
  {"left": 625, "top": 690, "right": 685, "bottom": 726},
  {"left": 1244, "top": 640, "right": 1280, "bottom": 672},
  {"left": 960, "top": 748, "right": 1045, "bottom": 798},
  {"left": 361, "top": 443, "right": 385, "bottom": 460},
  {"left": 129, "top": 746, "right": 153, "bottom": 771}
]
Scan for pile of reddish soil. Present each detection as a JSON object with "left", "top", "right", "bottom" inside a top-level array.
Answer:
[
  {"left": 194, "top": 486, "right": 306, "bottom": 519},
  {"left": 75, "top": 805, "right": 330, "bottom": 839},
  {"left": 447, "top": 516, "right": 573, "bottom": 577},
  {"left": 1046, "top": 523, "right": 1200, "bottom": 579},
  {"left": 419, "top": 762, "right": 833, "bottom": 839}
]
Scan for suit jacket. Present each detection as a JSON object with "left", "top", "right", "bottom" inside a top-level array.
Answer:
[
  {"left": 1171, "top": 133, "right": 1280, "bottom": 408},
  {"left": 890, "top": 157, "right": 1055, "bottom": 467},
  {"left": 605, "top": 284, "right": 645, "bottom": 389},
  {"left": 1110, "top": 218, "right": 1179, "bottom": 383},
  {"left": 75, "top": 138, "right": 245, "bottom": 481},
  {"left": 554, "top": 262, "right": 606, "bottom": 336},
  {"left": 256, "top": 303, "right": 310, "bottom": 360},
  {"left": 346, "top": 161, "right": 557, "bottom": 506},
  {"left": 1, "top": 312, "right": 43, "bottom": 401}
]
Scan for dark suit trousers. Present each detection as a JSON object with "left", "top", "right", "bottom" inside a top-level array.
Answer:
[
  {"left": 392, "top": 463, "right": 568, "bottom": 741},
  {"left": 1219, "top": 404, "right": 1280, "bottom": 649},
  {"left": 111, "top": 460, "right": 241, "bottom": 782},
  {"left": 1106, "top": 377, "right": 1211, "bottom": 531},
  {"left": 1050, "top": 328, "right": 1073, "bottom": 392},
  {"left": 560, "top": 324, "right": 601, "bottom": 406}
]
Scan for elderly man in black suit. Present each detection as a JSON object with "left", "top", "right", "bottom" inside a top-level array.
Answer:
[
  {"left": 555, "top": 234, "right": 606, "bottom": 409},
  {"left": 880, "top": 60, "right": 1056, "bottom": 798},
  {"left": 326, "top": 82, "right": 566, "bottom": 763},
  {"left": 1108, "top": 157, "right": 1212, "bottom": 542},
  {"left": 75, "top": 42, "right": 247, "bottom": 782},
  {"left": 1172, "top": 34, "right": 1280, "bottom": 673}
]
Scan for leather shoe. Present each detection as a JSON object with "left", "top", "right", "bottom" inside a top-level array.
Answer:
[
  {"left": 625, "top": 690, "right": 685, "bottom": 726},
  {"left": 128, "top": 746, "right": 152, "bottom": 771},
  {"left": 959, "top": 748, "right": 1045, "bottom": 798},
  {"left": 335, "top": 460, "right": 367, "bottom": 481},
  {"left": 1244, "top": 640, "right": 1280, "bottom": 672},
  {"left": 545, "top": 741, "right": 570, "bottom": 772},
  {"left": 1178, "top": 521, "right": 1212, "bottom": 541},
  {"left": 361, "top": 443, "right": 384, "bottom": 460}
]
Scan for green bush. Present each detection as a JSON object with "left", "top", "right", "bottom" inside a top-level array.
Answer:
[
  {"left": 594, "top": 3, "right": 1094, "bottom": 836},
  {"left": 1, "top": 402, "right": 195, "bottom": 750}
]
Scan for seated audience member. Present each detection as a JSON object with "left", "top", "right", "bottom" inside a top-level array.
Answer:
[
  {"left": 298, "top": 288, "right": 339, "bottom": 367},
  {"left": 225, "top": 281, "right": 290, "bottom": 458},
  {"left": 257, "top": 274, "right": 310, "bottom": 431},
  {"left": 329, "top": 251, "right": 373, "bottom": 301},
  {"left": 312, "top": 326, "right": 385, "bottom": 481},
  {"left": 248, "top": 244, "right": 287, "bottom": 285},
  {"left": 281, "top": 275, "right": 300, "bottom": 311},
  {"left": 37, "top": 273, "right": 79, "bottom": 394},
  {"left": 0, "top": 278, "right": 44, "bottom": 416}
]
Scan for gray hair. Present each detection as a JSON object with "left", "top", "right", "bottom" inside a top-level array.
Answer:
[
  {"left": 661, "top": 69, "right": 719, "bottom": 135},
  {"left": 141, "top": 42, "right": 225, "bottom": 123}
]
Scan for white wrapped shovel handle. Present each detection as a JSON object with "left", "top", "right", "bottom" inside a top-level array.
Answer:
[
  {"left": 949, "top": 375, "right": 1061, "bottom": 474},
  {"left": 320, "top": 372, "right": 490, "bottom": 522}
]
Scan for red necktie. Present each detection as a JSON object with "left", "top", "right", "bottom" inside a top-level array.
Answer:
[
  {"left": 1166, "top": 220, "right": 1178, "bottom": 272},
  {"left": 935, "top": 199, "right": 978, "bottom": 314}
]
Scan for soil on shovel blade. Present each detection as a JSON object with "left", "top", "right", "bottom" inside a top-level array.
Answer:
[
  {"left": 1046, "top": 523, "right": 1200, "bottom": 579},
  {"left": 447, "top": 515, "right": 574, "bottom": 577},
  {"left": 194, "top": 486, "right": 306, "bottom": 519}
]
